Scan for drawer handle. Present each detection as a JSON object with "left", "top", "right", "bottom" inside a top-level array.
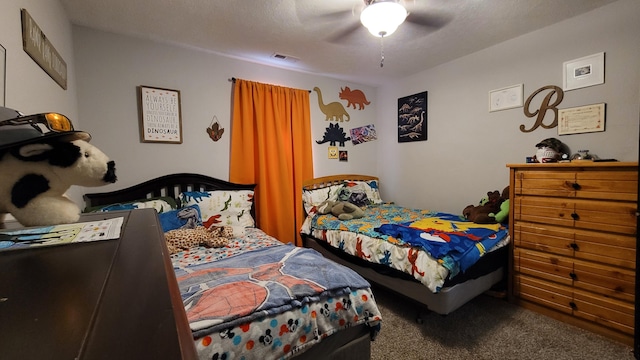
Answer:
[
  {"left": 570, "top": 243, "right": 579, "bottom": 250},
  {"left": 569, "top": 272, "right": 577, "bottom": 280},
  {"left": 569, "top": 301, "right": 577, "bottom": 310},
  {"left": 571, "top": 182, "right": 581, "bottom": 190},
  {"left": 571, "top": 212, "right": 579, "bottom": 220}
]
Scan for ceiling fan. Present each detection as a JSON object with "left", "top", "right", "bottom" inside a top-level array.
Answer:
[{"left": 299, "top": 0, "right": 450, "bottom": 66}]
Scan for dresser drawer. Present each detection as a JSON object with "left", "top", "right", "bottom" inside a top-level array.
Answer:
[
  {"left": 572, "top": 287, "right": 635, "bottom": 336},
  {"left": 515, "top": 169, "right": 637, "bottom": 201},
  {"left": 514, "top": 274, "right": 635, "bottom": 336},
  {"left": 513, "top": 274, "right": 573, "bottom": 315},
  {"left": 513, "top": 221, "right": 636, "bottom": 269},
  {"left": 515, "top": 247, "right": 635, "bottom": 302},
  {"left": 514, "top": 195, "right": 637, "bottom": 235}
]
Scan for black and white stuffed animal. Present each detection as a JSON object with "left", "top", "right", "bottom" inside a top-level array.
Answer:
[
  {"left": 0, "top": 139, "right": 117, "bottom": 226},
  {"left": 0, "top": 107, "right": 116, "bottom": 226}
]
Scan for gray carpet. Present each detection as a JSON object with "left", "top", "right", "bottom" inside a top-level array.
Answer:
[{"left": 370, "top": 286, "right": 635, "bottom": 360}]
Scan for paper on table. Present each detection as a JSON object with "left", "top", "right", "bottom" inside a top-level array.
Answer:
[{"left": 0, "top": 217, "right": 124, "bottom": 251}]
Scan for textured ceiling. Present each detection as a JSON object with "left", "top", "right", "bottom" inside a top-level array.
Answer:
[{"left": 60, "top": 0, "right": 618, "bottom": 86}]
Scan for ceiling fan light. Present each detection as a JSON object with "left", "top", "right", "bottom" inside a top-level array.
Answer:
[{"left": 360, "top": 1, "right": 408, "bottom": 37}]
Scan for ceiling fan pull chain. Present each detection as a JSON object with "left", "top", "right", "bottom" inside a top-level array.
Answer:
[{"left": 380, "top": 35, "right": 385, "bottom": 68}]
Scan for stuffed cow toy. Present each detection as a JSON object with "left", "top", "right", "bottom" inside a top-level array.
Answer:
[{"left": 0, "top": 107, "right": 117, "bottom": 226}]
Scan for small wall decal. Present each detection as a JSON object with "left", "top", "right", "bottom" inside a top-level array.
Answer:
[
  {"left": 328, "top": 146, "right": 338, "bottom": 159},
  {"left": 206, "top": 115, "right": 224, "bottom": 141},
  {"left": 316, "top": 123, "right": 351, "bottom": 147},
  {"left": 350, "top": 124, "right": 377, "bottom": 145},
  {"left": 313, "top": 87, "right": 350, "bottom": 122},
  {"left": 339, "top": 150, "right": 348, "bottom": 162},
  {"left": 339, "top": 86, "right": 371, "bottom": 110}
]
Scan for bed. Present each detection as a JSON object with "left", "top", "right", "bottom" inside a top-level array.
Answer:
[
  {"left": 83, "top": 173, "right": 382, "bottom": 360},
  {"left": 300, "top": 174, "right": 509, "bottom": 317}
]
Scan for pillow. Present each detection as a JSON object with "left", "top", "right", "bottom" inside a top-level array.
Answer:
[
  {"left": 302, "top": 184, "right": 343, "bottom": 214},
  {"left": 157, "top": 204, "right": 202, "bottom": 232},
  {"left": 344, "top": 180, "right": 383, "bottom": 204},
  {"left": 179, "top": 190, "right": 255, "bottom": 228},
  {"left": 338, "top": 184, "right": 370, "bottom": 207},
  {"left": 84, "top": 197, "right": 177, "bottom": 213}
]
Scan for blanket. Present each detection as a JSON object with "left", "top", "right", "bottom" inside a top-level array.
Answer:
[
  {"left": 175, "top": 244, "right": 372, "bottom": 338},
  {"left": 375, "top": 212, "right": 507, "bottom": 277}
]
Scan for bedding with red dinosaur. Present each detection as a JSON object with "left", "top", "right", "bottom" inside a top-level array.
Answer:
[{"left": 172, "top": 227, "right": 382, "bottom": 360}]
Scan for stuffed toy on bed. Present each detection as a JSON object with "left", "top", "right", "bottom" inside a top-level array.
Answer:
[
  {"left": 164, "top": 225, "right": 233, "bottom": 255},
  {"left": 462, "top": 187, "right": 509, "bottom": 224},
  {"left": 317, "top": 200, "right": 364, "bottom": 220},
  {"left": 0, "top": 107, "right": 117, "bottom": 226}
]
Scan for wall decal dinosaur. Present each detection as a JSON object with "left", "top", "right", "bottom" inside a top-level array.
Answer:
[
  {"left": 339, "top": 86, "right": 371, "bottom": 110},
  {"left": 316, "top": 123, "right": 351, "bottom": 147},
  {"left": 313, "top": 87, "right": 350, "bottom": 122}
]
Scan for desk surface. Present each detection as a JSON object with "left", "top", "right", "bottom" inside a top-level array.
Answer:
[{"left": 0, "top": 209, "right": 196, "bottom": 359}]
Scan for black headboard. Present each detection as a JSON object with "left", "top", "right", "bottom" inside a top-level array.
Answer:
[{"left": 83, "top": 173, "right": 257, "bottom": 222}]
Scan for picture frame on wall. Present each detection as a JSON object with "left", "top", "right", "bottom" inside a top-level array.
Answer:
[
  {"left": 488, "top": 84, "right": 523, "bottom": 112},
  {"left": 563, "top": 52, "right": 605, "bottom": 91},
  {"left": 397, "top": 91, "right": 427, "bottom": 143},
  {"left": 557, "top": 103, "right": 606, "bottom": 135},
  {"left": 0, "top": 44, "right": 5, "bottom": 106},
  {"left": 137, "top": 85, "right": 183, "bottom": 144}
]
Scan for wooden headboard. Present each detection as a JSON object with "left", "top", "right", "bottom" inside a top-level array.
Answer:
[
  {"left": 84, "top": 173, "right": 257, "bottom": 221},
  {"left": 302, "top": 174, "right": 379, "bottom": 191}
]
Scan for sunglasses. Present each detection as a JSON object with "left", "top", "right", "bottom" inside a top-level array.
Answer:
[{"left": 0, "top": 113, "right": 74, "bottom": 134}]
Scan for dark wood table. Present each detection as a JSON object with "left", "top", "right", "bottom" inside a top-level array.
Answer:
[{"left": 0, "top": 209, "right": 197, "bottom": 359}]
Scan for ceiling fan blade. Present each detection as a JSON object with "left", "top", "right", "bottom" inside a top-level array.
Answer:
[
  {"left": 326, "top": 21, "right": 365, "bottom": 44},
  {"left": 405, "top": 11, "right": 451, "bottom": 29}
]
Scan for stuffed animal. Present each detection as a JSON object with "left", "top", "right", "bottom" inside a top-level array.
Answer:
[
  {"left": 462, "top": 189, "right": 504, "bottom": 224},
  {"left": 317, "top": 200, "right": 364, "bottom": 220},
  {"left": 0, "top": 137, "right": 117, "bottom": 226},
  {"left": 164, "top": 225, "right": 232, "bottom": 255}
]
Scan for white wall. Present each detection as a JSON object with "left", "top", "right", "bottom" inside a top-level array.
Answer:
[
  {"left": 375, "top": 0, "right": 640, "bottom": 214},
  {"left": 72, "top": 27, "right": 378, "bottom": 200}
]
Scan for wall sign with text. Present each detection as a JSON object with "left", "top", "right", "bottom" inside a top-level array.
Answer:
[{"left": 137, "top": 86, "right": 183, "bottom": 144}]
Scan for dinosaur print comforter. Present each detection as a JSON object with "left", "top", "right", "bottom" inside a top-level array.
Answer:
[
  {"left": 301, "top": 203, "right": 509, "bottom": 293},
  {"left": 171, "top": 228, "right": 382, "bottom": 360}
]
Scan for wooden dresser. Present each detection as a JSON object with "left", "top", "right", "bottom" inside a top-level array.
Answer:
[{"left": 507, "top": 162, "right": 637, "bottom": 346}]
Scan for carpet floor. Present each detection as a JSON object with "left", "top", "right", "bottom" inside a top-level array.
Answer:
[{"left": 369, "top": 285, "right": 636, "bottom": 360}]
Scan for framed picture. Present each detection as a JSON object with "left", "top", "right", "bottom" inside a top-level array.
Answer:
[
  {"left": 563, "top": 52, "right": 605, "bottom": 91},
  {"left": 398, "top": 91, "right": 427, "bottom": 142},
  {"left": 489, "top": 84, "right": 523, "bottom": 112},
  {"left": 137, "top": 86, "right": 183, "bottom": 144},
  {"left": 0, "top": 44, "right": 5, "bottom": 106},
  {"left": 558, "top": 103, "right": 606, "bottom": 135}
]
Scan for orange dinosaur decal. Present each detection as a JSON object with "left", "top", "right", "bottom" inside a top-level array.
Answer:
[
  {"left": 339, "top": 86, "right": 371, "bottom": 110},
  {"left": 408, "top": 248, "right": 425, "bottom": 277},
  {"left": 356, "top": 238, "right": 371, "bottom": 259}
]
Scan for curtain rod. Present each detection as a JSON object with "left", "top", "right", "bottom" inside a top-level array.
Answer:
[{"left": 228, "top": 77, "right": 311, "bottom": 93}]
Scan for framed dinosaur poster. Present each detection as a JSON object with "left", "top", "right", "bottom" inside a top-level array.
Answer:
[{"left": 397, "top": 91, "right": 427, "bottom": 142}]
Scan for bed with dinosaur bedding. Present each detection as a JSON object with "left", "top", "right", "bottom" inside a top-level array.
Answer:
[
  {"left": 83, "top": 173, "right": 381, "bottom": 360},
  {"left": 300, "top": 174, "right": 509, "bottom": 316}
]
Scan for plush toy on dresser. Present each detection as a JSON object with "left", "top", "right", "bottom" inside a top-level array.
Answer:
[{"left": 0, "top": 107, "right": 117, "bottom": 226}]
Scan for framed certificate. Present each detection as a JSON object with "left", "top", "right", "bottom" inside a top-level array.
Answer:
[{"left": 558, "top": 103, "right": 606, "bottom": 135}]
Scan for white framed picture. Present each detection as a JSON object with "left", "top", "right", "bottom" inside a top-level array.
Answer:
[
  {"left": 563, "top": 52, "right": 605, "bottom": 91},
  {"left": 489, "top": 84, "right": 523, "bottom": 112}
]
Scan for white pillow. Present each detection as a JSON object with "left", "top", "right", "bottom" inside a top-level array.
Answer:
[
  {"left": 179, "top": 190, "right": 255, "bottom": 228},
  {"left": 344, "top": 180, "right": 383, "bottom": 204},
  {"left": 302, "top": 184, "right": 342, "bottom": 214}
]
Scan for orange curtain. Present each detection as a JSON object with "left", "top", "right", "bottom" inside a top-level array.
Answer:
[{"left": 229, "top": 79, "right": 313, "bottom": 246}]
